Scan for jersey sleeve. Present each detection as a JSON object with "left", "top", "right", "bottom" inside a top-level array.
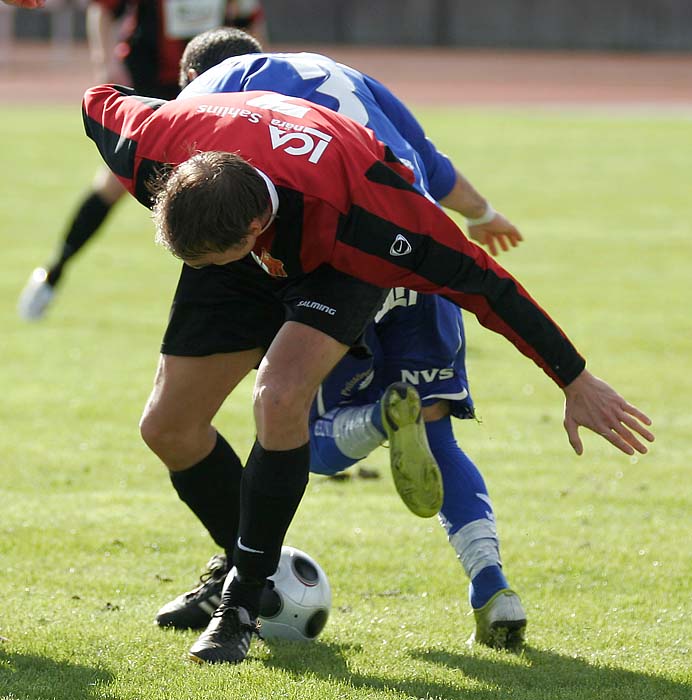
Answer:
[
  {"left": 363, "top": 74, "right": 456, "bottom": 201},
  {"left": 329, "top": 154, "right": 585, "bottom": 388},
  {"left": 82, "top": 84, "right": 168, "bottom": 207}
]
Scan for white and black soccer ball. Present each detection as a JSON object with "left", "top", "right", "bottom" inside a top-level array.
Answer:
[{"left": 258, "top": 546, "right": 331, "bottom": 642}]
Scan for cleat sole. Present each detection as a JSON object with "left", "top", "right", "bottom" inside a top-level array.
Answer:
[{"left": 382, "top": 382, "right": 443, "bottom": 518}]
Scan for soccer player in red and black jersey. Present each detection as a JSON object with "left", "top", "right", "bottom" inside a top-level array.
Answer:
[
  {"left": 17, "top": 0, "right": 266, "bottom": 320},
  {"left": 82, "top": 85, "right": 654, "bottom": 664}
]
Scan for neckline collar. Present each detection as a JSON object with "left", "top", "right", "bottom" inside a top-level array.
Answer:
[{"left": 254, "top": 167, "right": 279, "bottom": 232}]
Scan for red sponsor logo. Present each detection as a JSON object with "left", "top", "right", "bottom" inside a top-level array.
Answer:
[{"left": 259, "top": 248, "right": 287, "bottom": 278}]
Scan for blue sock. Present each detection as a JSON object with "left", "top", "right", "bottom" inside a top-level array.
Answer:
[
  {"left": 425, "top": 417, "right": 510, "bottom": 608},
  {"left": 469, "top": 565, "right": 509, "bottom": 609},
  {"left": 310, "top": 403, "right": 385, "bottom": 475},
  {"left": 425, "top": 417, "right": 491, "bottom": 532}
]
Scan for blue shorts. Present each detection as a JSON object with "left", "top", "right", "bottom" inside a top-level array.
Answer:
[{"left": 312, "top": 289, "right": 475, "bottom": 420}]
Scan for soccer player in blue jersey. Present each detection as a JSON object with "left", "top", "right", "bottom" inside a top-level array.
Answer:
[
  {"left": 153, "top": 28, "right": 526, "bottom": 649},
  {"left": 307, "top": 290, "right": 522, "bottom": 648}
]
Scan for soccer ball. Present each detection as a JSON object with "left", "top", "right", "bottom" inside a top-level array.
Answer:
[{"left": 258, "top": 546, "right": 331, "bottom": 641}]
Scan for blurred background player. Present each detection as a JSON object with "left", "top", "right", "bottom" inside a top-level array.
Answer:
[
  {"left": 17, "top": 0, "right": 266, "bottom": 320},
  {"left": 153, "top": 29, "right": 525, "bottom": 649}
]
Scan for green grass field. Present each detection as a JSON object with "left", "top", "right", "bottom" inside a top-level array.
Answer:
[{"left": 0, "top": 104, "right": 690, "bottom": 700}]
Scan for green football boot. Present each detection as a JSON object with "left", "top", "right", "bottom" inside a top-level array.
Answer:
[
  {"left": 470, "top": 589, "right": 527, "bottom": 650},
  {"left": 381, "top": 382, "right": 443, "bottom": 518}
]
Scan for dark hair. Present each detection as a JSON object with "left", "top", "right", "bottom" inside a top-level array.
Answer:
[
  {"left": 179, "top": 27, "right": 263, "bottom": 89},
  {"left": 152, "top": 151, "right": 270, "bottom": 261}
]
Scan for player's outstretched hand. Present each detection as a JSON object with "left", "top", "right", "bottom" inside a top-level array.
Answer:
[
  {"left": 2, "top": 0, "right": 46, "bottom": 7},
  {"left": 468, "top": 211, "right": 523, "bottom": 257},
  {"left": 562, "top": 369, "right": 654, "bottom": 456}
]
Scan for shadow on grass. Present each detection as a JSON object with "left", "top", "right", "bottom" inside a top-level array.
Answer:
[
  {"left": 0, "top": 648, "right": 116, "bottom": 700},
  {"left": 263, "top": 640, "right": 689, "bottom": 700},
  {"left": 412, "top": 646, "right": 690, "bottom": 700}
]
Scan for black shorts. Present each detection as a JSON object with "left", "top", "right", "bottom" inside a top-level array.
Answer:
[{"left": 161, "top": 256, "right": 388, "bottom": 357}]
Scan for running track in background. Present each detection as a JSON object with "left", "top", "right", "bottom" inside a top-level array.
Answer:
[{"left": 1, "top": 42, "right": 692, "bottom": 108}]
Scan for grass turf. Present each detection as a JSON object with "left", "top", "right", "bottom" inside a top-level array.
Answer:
[{"left": 0, "top": 104, "right": 690, "bottom": 699}]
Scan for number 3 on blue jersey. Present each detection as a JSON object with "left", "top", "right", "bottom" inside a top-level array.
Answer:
[{"left": 288, "top": 57, "right": 369, "bottom": 124}]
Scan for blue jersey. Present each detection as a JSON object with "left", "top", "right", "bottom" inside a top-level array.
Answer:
[{"left": 178, "top": 52, "right": 456, "bottom": 200}]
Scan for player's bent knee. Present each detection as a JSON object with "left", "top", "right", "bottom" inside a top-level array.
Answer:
[
  {"left": 253, "top": 381, "right": 315, "bottom": 449},
  {"left": 253, "top": 380, "right": 313, "bottom": 425},
  {"left": 139, "top": 410, "right": 173, "bottom": 456},
  {"left": 139, "top": 410, "right": 202, "bottom": 464}
]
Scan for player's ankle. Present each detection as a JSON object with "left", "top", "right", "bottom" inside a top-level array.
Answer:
[
  {"left": 470, "top": 565, "right": 510, "bottom": 609},
  {"left": 224, "top": 575, "right": 266, "bottom": 619}
]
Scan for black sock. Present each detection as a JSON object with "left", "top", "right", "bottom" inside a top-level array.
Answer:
[
  {"left": 169, "top": 433, "right": 242, "bottom": 555},
  {"left": 232, "top": 440, "right": 310, "bottom": 604},
  {"left": 47, "top": 192, "right": 113, "bottom": 286},
  {"left": 223, "top": 576, "right": 265, "bottom": 619}
]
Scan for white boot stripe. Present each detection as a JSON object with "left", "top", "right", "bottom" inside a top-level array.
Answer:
[{"left": 199, "top": 600, "right": 217, "bottom": 615}]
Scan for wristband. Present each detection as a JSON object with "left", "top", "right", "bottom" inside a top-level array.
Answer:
[{"left": 465, "top": 203, "right": 496, "bottom": 227}]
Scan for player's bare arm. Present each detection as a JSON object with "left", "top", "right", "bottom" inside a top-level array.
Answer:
[
  {"left": 86, "top": 2, "right": 120, "bottom": 83},
  {"left": 562, "top": 369, "right": 654, "bottom": 456},
  {"left": 439, "top": 168, "right": 523, "bottom": 256}
]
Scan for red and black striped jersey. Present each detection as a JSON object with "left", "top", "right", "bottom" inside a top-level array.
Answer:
[{"left": 82, "top": 84, "right": 586, "bottom": 388}]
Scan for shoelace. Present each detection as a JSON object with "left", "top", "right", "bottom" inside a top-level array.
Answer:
[
  {"left": 211, "top": 606, "right": 261, "bottom": 641},
  {"left": 199, "top": 554, "right": 229, "bottom": 583},
  {"left": 184, "top": 555, "right": 229, "bottom": 600}
]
